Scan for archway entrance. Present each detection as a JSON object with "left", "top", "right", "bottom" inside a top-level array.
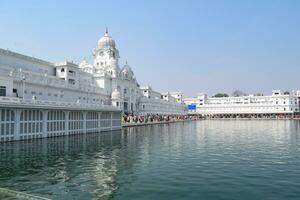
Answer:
[{"left": 124, "top": 102, "right": 128, "bottom": 111}]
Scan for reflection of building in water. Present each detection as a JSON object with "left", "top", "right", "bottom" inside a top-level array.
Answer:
[
  {"left": 0, "top": 131, "right": 122, "bottom": 199},
  {"left": 93, "top": 148, "right": 119, "bottom": 199},
  {"left": 196, "top": 119, "right": 300, "bottom": 145}
]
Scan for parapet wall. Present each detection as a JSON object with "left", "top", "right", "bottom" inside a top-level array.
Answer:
[{"left": 0, "top": 97, "right": 122, "bottom": 142}]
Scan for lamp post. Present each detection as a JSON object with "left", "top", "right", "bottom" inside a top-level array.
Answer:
[
  {"left": 87, "top": 83, "right": 93, "bottom": 104},
  {"left": 19, "top": 69, "right": 26, "bottom": 100},
  {"left": 87, "top": 88, "right": 89, "bottom": 104},
  {"left": 9, "top": 70, "right": 14, "bottom": 77},
  {"left": 22, "top": 75, "right": 26, "bottom": 100}
]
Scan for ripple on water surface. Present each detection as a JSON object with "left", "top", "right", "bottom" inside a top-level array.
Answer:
[{"left": 1, "top": 120, "right": 300, "bottom": 200}]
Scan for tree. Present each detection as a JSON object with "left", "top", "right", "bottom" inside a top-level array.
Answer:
[
  {"left": 255, "top": 93, "right": 264, "bottom": 96},
  {"left": 213, "top": 93, "right": 229, "bottom": 98},
  {"left": 232, "top": 90, "right": 247, "bottom": 97}
]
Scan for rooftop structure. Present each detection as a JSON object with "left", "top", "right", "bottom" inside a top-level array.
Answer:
[{"left": 184, "top": 90, "right": 300, "bottom": 116}]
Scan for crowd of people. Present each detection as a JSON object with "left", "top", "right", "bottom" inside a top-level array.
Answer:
[{"left": 122, "top": 113, "right": 200, "bottom": 124}]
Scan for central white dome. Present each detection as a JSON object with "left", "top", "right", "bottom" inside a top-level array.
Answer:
[{"left": 98, "top": 31, "right": 116, "bottom": 48}]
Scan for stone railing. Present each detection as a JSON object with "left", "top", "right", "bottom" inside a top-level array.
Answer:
[
  {"left": 0, "top": 96, "right": 120, "bottom": 111},
  {"left": 1, "top": 67, "right": 107, "bottom": 96}
]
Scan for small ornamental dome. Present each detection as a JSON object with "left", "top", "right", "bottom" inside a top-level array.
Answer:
[
  {"left": 98, "top": 29, "right": 116, "bottom": 49},
  {"left": 79, "top": 58, "right": 94, "bottom": 73},
  {"left": 79, "top": 58, "right": 89, "bottom": 68},
  {"left": 121, "top": 62, "right": 134, "bottom": 79},
  {"left": 111, "top": 89, "right": 121, "bottom": 99}
]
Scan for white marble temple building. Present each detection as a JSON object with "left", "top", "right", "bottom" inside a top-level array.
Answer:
[
  {"left": 0, "top": 30, "right": 186, "bottom": 115},
  {"left": 184, "top": 90, "right": 300, "bottom": 116}
]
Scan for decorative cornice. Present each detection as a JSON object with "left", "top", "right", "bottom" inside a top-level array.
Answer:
[
  {"left": 0, "top": 48, "right": 54, "bottom": 66},
  {"left": 54, "top": 61, "right": 78, "bottom": 68}
]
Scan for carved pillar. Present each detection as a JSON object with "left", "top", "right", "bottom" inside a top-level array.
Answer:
[
  {"left": 83, "top": 111, "right": 87, "bottom": 134},
  {"left": 65, "top": 111, "right": 69, "bottom": 135},
  {"left": 14, "top": 109, "right": 21, "bottom": 141},
  {"left": 42, "top": 110, "right": 48, "bottom": 138},
  {"left": 98, "top": 111, "right": 101, "bottom": 132},
  {"left": 110, "top": 112, "right": 113, "bottom": 131}
]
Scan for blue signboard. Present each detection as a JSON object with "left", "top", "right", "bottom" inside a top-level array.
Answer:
[{"left": 187, "top": 104, "right": 196, "bottom": 110}]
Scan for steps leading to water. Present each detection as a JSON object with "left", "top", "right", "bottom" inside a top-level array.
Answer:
[{"left": 0, "top": 187, "right": 50, "bottom": 200}]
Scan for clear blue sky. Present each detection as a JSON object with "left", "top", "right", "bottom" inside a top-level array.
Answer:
[{"left": 0, "top": 0, "right": 299, "bottom": 97}]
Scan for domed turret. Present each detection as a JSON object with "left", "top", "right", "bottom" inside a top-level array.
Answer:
[
  {"left": 79, "top": 58, "right": 94, "bottom": 74},
  {"left": 98, "top": 29, "right": 116, "bottom": 49},
  {"left": 111, "top": 89, "right": 122, "bottom": 100},
  {"left": 79, "top": 58, "right": 89, "bottom": 68},
  {"left": 93, "top": 29, "right": 120, "bottom": 77},
  {"left": 121, "top": 61, "right": 134, "bottom": 79}
]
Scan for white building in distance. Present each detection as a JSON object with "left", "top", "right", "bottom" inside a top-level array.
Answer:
[
  {"left": 0, "top": 30, "right": 186, "bottom": 115},
  {"left": 184, "top": 90, "right": 300, "bottom": 117}
]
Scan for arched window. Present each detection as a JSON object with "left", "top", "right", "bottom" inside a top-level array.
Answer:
[{"left": 61, "top": 68, "right": 65, "bottom": 72}]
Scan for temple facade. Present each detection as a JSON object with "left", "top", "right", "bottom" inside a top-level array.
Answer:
[
  {"left": 0, "top": 30, "right": 186, "bottom": 115},
  {"left": 184, "top": 90, "right": 300, "bottom": 117}
]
